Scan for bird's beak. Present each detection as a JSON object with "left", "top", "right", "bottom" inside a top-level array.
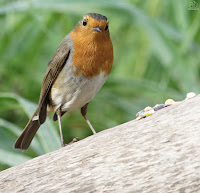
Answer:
[{"left": 93, "top": 26, "right": 101, "bottom": 32}]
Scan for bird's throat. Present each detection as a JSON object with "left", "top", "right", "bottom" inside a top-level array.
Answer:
[{"left": 70, "top": 29, "right": 113, "bottom": 79}]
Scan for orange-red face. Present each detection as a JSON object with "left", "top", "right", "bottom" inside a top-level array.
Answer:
[
  {"left": 70, "top": 13, "right": 113, "bottom": 79},
  {"left": 73, "top": 13, "right": 110, "bottom": 40}
]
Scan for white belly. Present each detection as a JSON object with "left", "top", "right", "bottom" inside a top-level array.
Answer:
[{"left": 49, "top": 64, "right": 107, "bottom": 112}]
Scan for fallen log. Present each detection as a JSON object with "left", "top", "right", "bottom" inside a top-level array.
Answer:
[{"left": 0, "top": 95, "right": 200, "bottom": 192}]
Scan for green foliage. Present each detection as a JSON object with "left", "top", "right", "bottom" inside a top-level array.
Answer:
[
  {"left": 0, "top": 0, "right": 200, "bottom": 170},
  {"left": 0, "top": 93, "right": 60, "bottom": 169}
]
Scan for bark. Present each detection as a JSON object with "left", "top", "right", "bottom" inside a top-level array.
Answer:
[{"left": 0, "top": 95, "right": 200, "bottom": 193}]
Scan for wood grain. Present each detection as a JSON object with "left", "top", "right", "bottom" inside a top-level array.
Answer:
[{"left": 1, "top": 95, "right": 200, "bottom": 193}]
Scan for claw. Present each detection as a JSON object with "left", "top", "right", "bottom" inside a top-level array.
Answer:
[{"left": 68, "top": 137, "right": 82, "bottom": 145}]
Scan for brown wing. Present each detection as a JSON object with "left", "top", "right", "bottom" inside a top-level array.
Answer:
[
  {"left": 37, "top": 36, "right": 71, "bottom": 123},
  {"left": 14, "top": 36, "right": 71, "bottom": 150}
]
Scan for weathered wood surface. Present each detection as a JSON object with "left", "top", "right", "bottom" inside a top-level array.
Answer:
[{"left": 0, "top": 95, "right": 200, "bottom": 193}]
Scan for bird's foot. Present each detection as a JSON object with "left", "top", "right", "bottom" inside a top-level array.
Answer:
[
  {"left": 61, "top": 141, "right": 67, "bottom": 147},
  {"left": 61, "top": 137, "right": 81, "bottom": 147},
  {"left": 68, "top": 137, "right": 82, "bottom": 145}
]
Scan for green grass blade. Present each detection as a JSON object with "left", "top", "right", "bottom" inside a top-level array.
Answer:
[
  {"left": 0, "top": 149, "right": 31, "bottom": 168},
  {"left": 0, "top": 93, "right": 60, "bottom": 153}
]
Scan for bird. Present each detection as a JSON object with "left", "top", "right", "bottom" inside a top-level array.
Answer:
[{"left": 14, "top": 13, "right": 113, "bottom": 150}]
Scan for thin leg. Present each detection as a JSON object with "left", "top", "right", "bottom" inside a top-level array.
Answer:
[
  {"left": 56, "top": 108, "right": 66, "bottom": 147},
  {"left": 81, "top": 103, "right": 96, "bottom": 134}
]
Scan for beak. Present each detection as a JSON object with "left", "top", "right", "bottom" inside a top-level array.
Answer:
[{"left": 93, "top": 26, "right": 101, "bottom": 32}]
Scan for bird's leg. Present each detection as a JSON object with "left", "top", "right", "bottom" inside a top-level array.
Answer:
[
  {"left": 56, "top": 107, "right": 66, "bottom": 147},
  {"left": 81, "top": 103, "right": 97, "bottom": 134}
]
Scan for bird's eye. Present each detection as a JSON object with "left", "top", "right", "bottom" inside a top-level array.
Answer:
[
  {"left": 105, "top": 25, "right": 108, "bottom": 31},
  {"left": 83, "top": 19, "right": 87, "bottom": 26}
]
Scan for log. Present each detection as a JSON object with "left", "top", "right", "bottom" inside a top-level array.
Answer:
[{"left": 1, "top": 95, "right": 200, "bottom": 193}]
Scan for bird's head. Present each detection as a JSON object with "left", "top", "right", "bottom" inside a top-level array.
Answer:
[{"left": 72, "top": 13, "right": 110, "bottom": 40}]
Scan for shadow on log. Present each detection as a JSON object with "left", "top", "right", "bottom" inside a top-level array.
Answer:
[{"left": 1, "top": 95, "right": 200, "bottom": 192}]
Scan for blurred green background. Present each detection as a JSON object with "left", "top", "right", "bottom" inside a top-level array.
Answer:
[{"left": 0, "top": 0, "right": 200, "bottom": 171}]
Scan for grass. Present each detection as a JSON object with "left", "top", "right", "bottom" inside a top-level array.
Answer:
[{"left": 0, "top": 0, "right": 199, "bottom": 170}]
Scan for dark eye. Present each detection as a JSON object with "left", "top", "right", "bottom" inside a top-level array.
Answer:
[
  {"left": 105, "top": 25, "right": 108, "bottom": 31},
  {"left": 83, "top": 19, "right": 87, "bottom": 26}
]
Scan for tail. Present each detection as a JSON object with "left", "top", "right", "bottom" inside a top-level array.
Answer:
[{"left": 14, "top": 103, "right": 47, "bottom": 150}]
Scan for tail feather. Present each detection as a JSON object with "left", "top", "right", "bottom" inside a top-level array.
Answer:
[
  {"left": 14, "top": 105, "right": 46, "bottom": 150},
  {"left": 14, "top": 119, "right": 40, "bottom": 150}
]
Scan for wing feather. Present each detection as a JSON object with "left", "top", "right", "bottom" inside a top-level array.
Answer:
[{"left": 37, "top": 37, "right": 71, "bottom": 118}]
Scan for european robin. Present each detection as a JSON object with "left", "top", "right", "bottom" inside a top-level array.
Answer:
[{"left": 14, "top": 13, "right": 113, "bottom": 150}]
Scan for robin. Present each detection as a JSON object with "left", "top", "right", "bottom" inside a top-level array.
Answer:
[{"left": 14, "top": 13, "right": 113, "bottom": 150}]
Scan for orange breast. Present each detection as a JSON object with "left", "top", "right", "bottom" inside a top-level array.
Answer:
[{"left": 70, "top": 27, "right": 113, "bottom": 79}]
